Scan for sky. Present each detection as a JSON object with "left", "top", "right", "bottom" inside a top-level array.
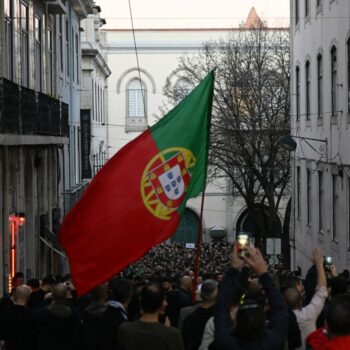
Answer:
[{"left": 97, "top": 0, "right": 290, "bottom": 29}]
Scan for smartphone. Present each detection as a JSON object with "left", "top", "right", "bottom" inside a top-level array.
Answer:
[
  {"left": 325, "top": 256, "right": 333, "bottom": 270},
  {"left": 237, "top": 233, "right": 250, "bottom": 259}
]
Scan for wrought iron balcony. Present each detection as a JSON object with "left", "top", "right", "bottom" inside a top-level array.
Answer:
[{"left": 0, "top": 78, "right": 69, "bottom": 138}]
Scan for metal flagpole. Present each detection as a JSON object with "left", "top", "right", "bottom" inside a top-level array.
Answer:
[{"left": 192, "top": 191, "right": 205, "bottom": 303}]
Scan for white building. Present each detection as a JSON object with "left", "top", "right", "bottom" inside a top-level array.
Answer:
[
  {"left": 102, "top": 9, "right": 290, "bottom": 248},
  {"left": 290, "top": 0, "right": 350, "bottom": 274},
  {"left": 80, "top": 4, "right": 111, "bottom": 179}
]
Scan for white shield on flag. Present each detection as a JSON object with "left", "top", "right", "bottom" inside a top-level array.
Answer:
[{"left": 158, "top": 164, "right": 185, "bottom": 200}]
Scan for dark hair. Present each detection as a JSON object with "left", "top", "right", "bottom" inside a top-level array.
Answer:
[
  {"left": 235, "top": 300, "right": 265, "bottom": 341},
  {"left": 326, "top": 293, "right": 350, "bottom": 336},
  {"left": 140, "top": 283, "right": 165, "bottom": 313},
  {"left": 13, "top": 272, "right": 24, "bottom": 280},
  {"left": 91, "top": 285, "right": 108, "bottom": 301},
  {"left": 329, "top": 277, "right": 349, "bottom": 298},
  {"left": 42, "top": 275, "right": 56, "bottom": 286},
  {"left": 110, "top": 279, "right": 132, "bottom": 303},
  {"left": 27, "top": 279, "right": 40, "bottom": 289}
]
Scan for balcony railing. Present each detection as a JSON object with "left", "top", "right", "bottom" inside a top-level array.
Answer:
[{"left": 0, "top": 78, "right": 68, "bottom": 137}]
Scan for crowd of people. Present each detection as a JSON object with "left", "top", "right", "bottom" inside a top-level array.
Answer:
[
  {"left": 0, "top": 242, "right": 350, "bottom": 350},
  {"left": 124, "top": 241, "right": 231, "bottom": 280}
]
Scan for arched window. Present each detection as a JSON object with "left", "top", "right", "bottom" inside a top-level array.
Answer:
[
  {"left": 296, "top": 66, "right": 300, "bottom": 120},
  {"left": 317, "top": 54, "right": 323, "bottom": 118},
  {"left": 127, "top": 78, "right": 146, "bottom": 118},
  {"left": 174, "top": 78, "right": 193, "bottom": 103},
  {"left": 305, "top": 60, "right": 311, "bottom": 119},
  {"left": 331, "top": 46, "right": 337, "bottom": 116}
]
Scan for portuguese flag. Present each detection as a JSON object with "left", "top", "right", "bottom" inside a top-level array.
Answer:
[{"left": 59, "top": 71, "right": 215, "bottom": 295}]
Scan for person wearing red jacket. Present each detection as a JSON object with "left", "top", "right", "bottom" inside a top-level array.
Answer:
[{"left": 306, "top": 294, "right": 350, "bottom": 350}]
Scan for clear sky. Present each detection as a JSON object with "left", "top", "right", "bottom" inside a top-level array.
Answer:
[{"left": 97, "top": 0, "right": 290, "bottom": 29}]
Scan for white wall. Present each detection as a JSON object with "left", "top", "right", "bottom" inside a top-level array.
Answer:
[{"left": 291, "top": 0, "right": 350, "bottom": 274}]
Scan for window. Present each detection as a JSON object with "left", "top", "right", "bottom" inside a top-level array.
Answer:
[
  {"left": 331, "top": 46, "right": 337, "bottom": 116},
  {"left": 76, "top": 33, "right": 79, "bottom": 84},
  {"left": 66, "top": 18, "right": 69, "bottom": 77},
  {"left": 34, "top": 16, "right": 42, "bottom": 91},
  {"left": 316, "top": 0, "right": 321, "bottom": 8},
  {"left": 347, "top": 38, "right": 350, "bottom": 114},
  {"left": 58, "top": 15, "right": 63, "bottom": 72},
  {"left": 305, "top": 61, "right": 311, "bottom": 119},
  {"left": 305, "top": 0, "right": 310, "bottom": 16},
  {"left": 307, "top": 170, "right": 311, "bottom": 225},
  {"left": 332, "top": 175, "right": 338, "bottom": 241},
  {"left": 317, "top": 54, "right": 323, "bottom": 118},
  {"left": 127, "top": 79, "right": 146, "bottom": 118},
  {"left": 296, "top": 66, "right": 300, "bottom": 120},
  {"left": 4, "top": 0, "right": 13, "bottom": 79},
  {"left": 174, "top": 79, "right": 193, "bottom": 103},
  {"left": 20, "top": 2, "right": 29, "bottom": 87},
  {"left": 72, "top": 29, "right": 75, "bottom": 81},
  {"left": 318, "top": 171, "right": 324, "bottom": 231},
  {"left": 295, "top": 0, "right": 299, "bottom": 25},
  {"left": 297, "top": 166, "right": 301, "bottom": 219},
  {"left": 48, "top": 28, "right": 53, "bottom": 95}
]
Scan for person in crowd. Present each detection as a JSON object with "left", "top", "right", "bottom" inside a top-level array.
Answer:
[
  {"left": 210, "top": 245, "right": 288, "bottom": 349},
  {"left": 284, "top": 248, "right": 327, "bottom": 349},
  {"left": 306, "top": 293, "right": 350, "bottom": 349},
  {"left": 27, "top": 278, "right": 40, "bottom": 292},
  {"left": 0, "top": 285, "right": 35, "bottom": 350},
  {"left": 98, "top": 279, "right": 132, "bottom": 350},
  {"left": 80, "top": 284, "right": 108, "bottom": 350},
  {"left": 0, "top": 272, "right": 25, "bottom": 317},
  {"left": 166, "top": 276, "right": 193, "bottom": 327},
  {"left": 33, "top": 283, "right": 80, "bottom": 350},
  {"left": 117, "top": 282, "right": 184, "bottom": 350},
  {"left": 28, "top": 275, "right": 56, "bottom": 309},
  {"left": 182, "top": 279, "right": 218, "bottom": 350}
]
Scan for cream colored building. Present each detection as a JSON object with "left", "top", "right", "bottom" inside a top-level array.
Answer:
[
  {"left": 101, "top": 10, "right": 290, "bottom": 247},
  {"left": 290, "top": 0, "right": 350, "bottom": 274}
]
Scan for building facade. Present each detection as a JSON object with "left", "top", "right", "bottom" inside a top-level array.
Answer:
[
  {"left": 80, "top": 4, "right": 111, "bottom": 179},
  {"left": 290, "top": 0, "right": 350, "bottom": 274},
  {"left": 0, "top": 0, "right": 94, "bottom": 294},
  {"left": 102, "top": 11, "right": 290, "bottom": 249}
]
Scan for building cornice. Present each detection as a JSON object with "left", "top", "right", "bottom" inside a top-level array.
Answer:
[{"left": 82, "top": 48, "right": 111, "bottom": 77}]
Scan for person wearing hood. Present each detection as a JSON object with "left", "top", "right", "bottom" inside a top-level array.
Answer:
[{"left": 81, "top": 284, "right": 108, "bottom": 350}]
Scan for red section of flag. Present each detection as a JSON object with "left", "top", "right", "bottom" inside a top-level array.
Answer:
[{"left": 59, "top": 130, "right": 180, "bottom": 295}]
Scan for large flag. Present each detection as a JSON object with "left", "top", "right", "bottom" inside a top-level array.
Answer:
[{"left": 59, "top": 71, "right": 215, "bottom": 295}]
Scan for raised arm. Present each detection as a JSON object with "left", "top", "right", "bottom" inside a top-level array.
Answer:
[{"left": 243, "top": 247, "right": 288, "bottom": 349}]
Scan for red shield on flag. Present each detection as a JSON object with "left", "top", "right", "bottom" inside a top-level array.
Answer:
[{"left": 147, "top": 152, "right": 191, "bottom": 209}]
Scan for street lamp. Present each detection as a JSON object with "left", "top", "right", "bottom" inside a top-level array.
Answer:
[{"left": 278, "top": 135, "right": 328, "bottom": 157}]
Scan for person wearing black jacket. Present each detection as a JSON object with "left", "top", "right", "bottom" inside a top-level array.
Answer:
[
  {"left": 80, "top": 284, "right": 108, "bottom": 350},
  {"left": 210, "top": 245, "right": 288, "bottom": 350},
  {"left": 98, "top": 279, "right": 132, "bottom": 350},
  {"left": 33, "top": 283, "right": 80, "bottom": 350}
]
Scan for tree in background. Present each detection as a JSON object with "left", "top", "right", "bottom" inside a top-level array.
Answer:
[{"left": 162, "top": 27, "right": 291, "bottom": 253}]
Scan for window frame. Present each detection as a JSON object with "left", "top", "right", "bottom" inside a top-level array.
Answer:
[
  {"left": 296, "top": 66, "right": 300, "bottom": 120},
  {"left": 332, "top": 174, "right": 338, "bottom": 241},
  {"left": 34, "top": 15, "right": 42, "bottom": 91},
  {"left": 318, "top": 171, "right": 324, "bottom": 232},
  {"left": 305, "top": 61, "right": 311, "bottom": 119},
  {"left": 127, "top": 78, "right": 147, "bottom": 119},
  {"left": 331, "top": 46, "right": 337, "bottom": 116},
  {"left": 317, "top": 54, "right": 323, "bottom": 119}
]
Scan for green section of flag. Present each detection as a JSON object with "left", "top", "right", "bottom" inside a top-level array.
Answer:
[{"left": 149, "top": 71, "right": 214, "bottom": 215}]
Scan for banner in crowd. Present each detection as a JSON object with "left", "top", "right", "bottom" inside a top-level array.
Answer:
[{"left": 59, "top": 71, "right": 215, "bottom": 295}]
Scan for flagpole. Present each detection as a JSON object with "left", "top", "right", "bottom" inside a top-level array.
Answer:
[{"left": 192, "top": 191, "right": 205, "bottom": 303}]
